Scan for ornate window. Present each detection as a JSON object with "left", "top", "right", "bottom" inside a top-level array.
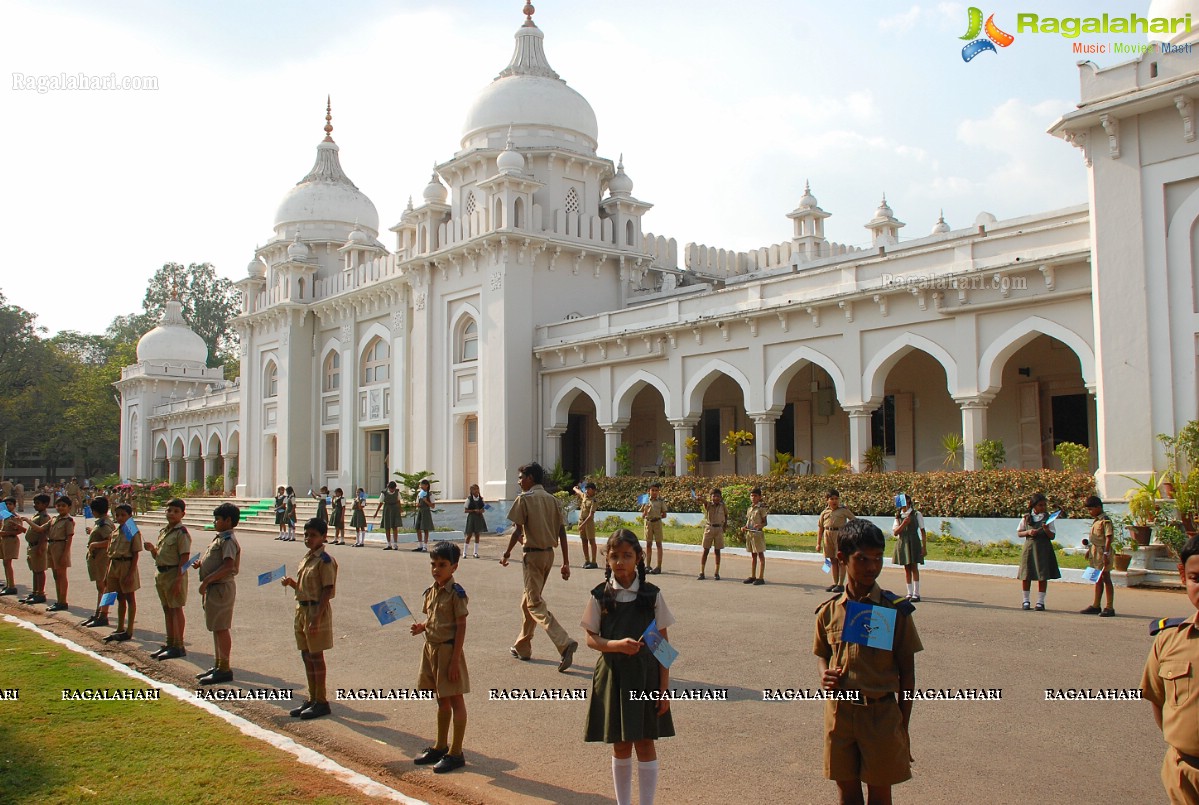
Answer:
[
  {"left": 362, "top": 337, "right": 389, "bottom": 385},
  {"left": 465, "top": 191, "right": 477, "bottom": 215},
  {"left": 565, "top": 186, "right": 580, "bottom": 214},
  {"left": 459, "top": 319, "right": 478, "bottom": 362},
  {"left": 323, "top": 351, "right": 340, "bottom": 392},
  {"left": 265, "top": 362, "right": 278, "bottom": 398}
]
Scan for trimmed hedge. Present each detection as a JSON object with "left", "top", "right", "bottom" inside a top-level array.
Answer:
[{"left": 587, "top": 470, "right": 1098, "bottom": 519}]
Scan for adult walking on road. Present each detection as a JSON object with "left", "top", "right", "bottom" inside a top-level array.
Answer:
[{"left": 500, "top": 462, "right": 578, "bottom": 672}]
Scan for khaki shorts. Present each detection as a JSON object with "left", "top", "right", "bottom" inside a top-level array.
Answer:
[
  {"left": 26, "top": 545, "right": 47, "bottom": 573},
  {"left": 203, "top": 582, "right": 236, "bottom": 631},
  {"left": 579, "top": 520, "right": 595, "bottom": 542},
  {"left": 1, "top": 536, "right": 19, "bottom": 561},
  {"left": 745, "top": 530, "right": 766, "bottom": 554},
  {"left": 824, "top": 696, "right": 911, "bottom": 786},
  {"left": 104, "top": 560, "right": 140, "bottom": 593},
  {"left": 155, "top": 570, "right": 187, "bottom": 609},
  {"left": 702, "top": 526, "right": 725, "bottom": 551},
  {"left": 1162, "top": 745, "right": 1199, "bottom": 804},
  {"left": 644, "top": 520, "right": 664, "bottom": 545},
  {"left": 294, "top": 604, "right": 334, "bottom": 653},
  {"left": 87, "top": 552, "right": 109, "bottom": 583},
  {"left": 48, "top": 541, "right": 70, "bottom": 569},
  {"left": 822, "top": 531, "right": 841, "bottom": 560},
  {"left": 417, "top": 641, "right": 470, "bottom": 698}
]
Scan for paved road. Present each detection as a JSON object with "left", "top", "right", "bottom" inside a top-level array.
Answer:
[{"left": 2, "top": 526, "right": 1175, "bottom": 804}]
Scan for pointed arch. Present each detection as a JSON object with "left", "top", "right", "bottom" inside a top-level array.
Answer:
[
  {"left": 682, "top": 360, "right": 754, "bottom": 419},
  {"left": 154, "top": 438, "right": 168, "bottom": 460},
  {"left": 614, "top": 370, "right": 672, "bottom": 423},
  {"left": 550, "top": 378, "right": 605, "bottom": 429},
  {"left": 263, "top": 359, "right": 279, "bottom": 398},
  {"left": 765, "top": 345, "right": 848, "bottom": 407},
  {"left": 206, "top": 431, "right": 222, "bottom": 458},
  {"left": 171, "top": 436, "right": 186, "bottom": 459},
  {"left": 978, "top": 316, "right": 1095, "bottom": 395},
  {"left": 863, "top": 333, "right": 958, "bottom": 401}
]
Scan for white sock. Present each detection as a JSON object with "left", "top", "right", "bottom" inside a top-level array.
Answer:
[
  {"left": 1037, "top": 591, "right": 1046, "bottom": 605},
  {"left": 913, "top": 581, "right": 920, "bottom": 596},
  {"left": 906, "top": 582, "right": 914, "bottom": 596},
  {"left": 1022, "top": 591, "right": 1031, "bottom": 604},
  {"left": 612, "top": 757, "right": 633, "bottom": 805},
  {"left": 637, "top": 759, "right": 659, "bottom": 805}
]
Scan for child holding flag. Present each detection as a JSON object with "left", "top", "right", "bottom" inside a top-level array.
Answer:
[
  {"left": 410, "top": 540, "right": 470, "bottom": 773},
  {"left": 18, "top": 493, "right": 52, "bottom": 605},
  {"left": 813, "top": 519, "right": 923, "bottom": 804},
  {"left": 891, "top": 494, "right": 926, "bottom": 602},
  {"left": 1080, "top": 495, "right": 1116, "bottom": 617},
  {"left": 640, "top": 483, "right": 667, "bottom": 575},
  {"left": 330, "top": 488, "right": 346, "bottom": 545},
  {"left": 350, "top": 488, "right": 367, "bottom": 546},
  {"left": 104, "top": 504, "right": 142, "bottom": 643},
  {"left": 0, "top": 496, "right": 25, "bottom": 596},
  {"left": 82, "top": 496, "right": 114, "bottom": 627},
  {"left": 194, "top": 502, "right": 241, "bottom": 685},
  {"left": 282, "top": 518, "right": 337, "bottom": 719},
  {"left": 1017, "top": 492, "right": 1060, "bottom": 611},
  {"left": 582, "top": 529, "right": 675, "bottom": 805}
]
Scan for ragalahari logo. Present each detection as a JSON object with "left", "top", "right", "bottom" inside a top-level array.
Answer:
[{"left": 961, "top": 7, "right": 1015, "bottom": 61}]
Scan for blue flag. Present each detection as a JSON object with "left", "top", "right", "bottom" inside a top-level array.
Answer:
[
  {"left": 180, "top": 554, "right": 201, "bottom": 575},
  {"left": 370, "top": 595, "right": 412, "bottom": 626},
  {"left": 483, "top": 503, "right": 493, "bottom": 511},
  {"left": 822, "top": 558, "right": 832, "bottom": 574},
  {"left": 0, "top": 503, "right": 10, "bottom": 521},
  {"left": 1045, "top": 510, "right": 1062, "bottom": 525},
  {"left": 641, "top": 618, "right": 679, "bottom": 669},
  {"left": 1082, "top": 566, "right": 1103, "bottom": 583},
  {"left": 99, "top": 591, "right": 118, "bottom": 607},
  {"left": 637, "top": 493, "right": 649, "bottom": 506},
  {"left": 257, "top": 564, "right": 286, "bottom": 586},
  {"left": 843, "top": 601, "right": 897, "bottom": 650},
  {"left": 122, "top": 519, "right": 138, "bottom": 541},
  {"left": 495, "top": 524, "right": 507, "bottom": 534}
]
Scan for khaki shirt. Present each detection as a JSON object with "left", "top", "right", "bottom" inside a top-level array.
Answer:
[
  {"left": 0, "top": 516, "right": 24, "bottom": 539},
  {"left": 107, "top": 522, "right": 143, "bottom": 559},
  {"left": 155, "top": 523, "right": 191, "bottom": 569},
  {"left": 88, "top": 518, "right": 114, "bottom": 555},
  {"left": 1143, "top": 613, "right": 1199, "bottom": 755},
  {"left": 642, "top": 498, "right": 667, "bottom": 522},
  {"left": 746, "top": 503, "right": 768, "bottom": 531},
  {"left": 48, "top": 514, "right": 74, "bottom": 542},
  {"left": 578, "top": 496, "right": 597, "bottom": 524},
  {"left": 199, "top": 530, "right": 240, "bottom": 583},
  {"left": 819, "top": 505, "right": 855, "bottom": 532},
  {"left": 813, "top": 582, "right": 924, "bottom": 696},
  {"left": 295, "top": 549, "right": 337, "bottom": 603},
  {"left": 27, "top": 512, "right": 51, "bottom": 548},
  {"left": 508, "top": 485, "right": 564, "bottom": 550},
  {"left": 422, "top": 576, "right": 469, "bottom": 645},
  {"left": 702, "top": 502, "right": 728, "bottom": 528}
]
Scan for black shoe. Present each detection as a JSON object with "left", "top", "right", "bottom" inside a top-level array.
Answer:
[
  {"left": 697, "top": 573, "right": 706, "bottom": 580},
  {"left": 81, "top": 615, "right": 96, "bottom": 627},
  {"left": 196, "top": 667, "right": 219, "bottom": 679},
  {"left": 558, "top": 640, "right": 578, "bottom": 673},
  {"left": 299, "top": 701, "right": 330, "bottom": 719},
  {"left": 104, "top": 631, "right": 130, "bottom": 643},
  {"left": 28, "top": 594, "right": 47, "bottom": 604},
  {"left": 414, "top": 747, "right": 447, "bottom": 765},
  {"left": 0, "top": 586, "right": 17, "bottom": 596},
  {"left": 156, "top": 646, "right": 186, "bottom": 660},
  {"left": 1022, "top": 601, "right": 1031, "bottom": 610},
  {"left": 753, "top": 578, "right": 766, "bottom": 586},
  {"left": 1034, "top": 602, "right": 1046, "bottom": 611},
  {"left": 1100, "top": 608, "right": 1116, "bottom": 618},
  {"left": 46, "top": 602, "right": 68, "bottom": 612},
  {"left": 743, "top": 577, "right": 755, "bottom": 584},
  {"left": 649, "top": 567, "right": 661, "bottom": 575},
  {"left": 433, "top": 754, "right": 466, "bottom": 773},
  {"left": 714, "top": 573, "right": 720, "bottom": 580},
  {"left": 1079, "top": 605, "right": 1102, "bottom": 615},
  {"left": 825, "top": 584, "right": 838, "bottom": 592},
  {"left": 289, "top": 701, "right": 313, "bottom": 717},
  {"left": 909, "top": 595, "right": 921, "bottom": 603},
  {"left": 199, "top": 669, "right": 234, "bottom": 685},
  {"left": 832, "top": 585, "right": 845, "bottom": 593},
  {"left": 86, "top": 616, "right": 109, "bottom": 628},
  {"left": 411, "top": 546, "right": 423, "bottom": 552}
]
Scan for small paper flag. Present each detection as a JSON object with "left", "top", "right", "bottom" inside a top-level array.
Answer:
[
  {"left": 370, "top": 595, "right": 412, "bottom": 626},
  {"left": 843, "top": 601, "right": 896, "bottom": 650},
  {"left": 0, "top": 503, "right": 10, "bottom": 521},
  {"left": 822, "top": 558, "right": 832, "bottom": 574},
  {"left": 257, "top": 564, "right": 286, "bottom": 586},
  {"left": 690, "top": 489, "right": 697, "bottom": 499},
  {"left": 641, "top": 619, "right": 679, "bottom": 668},
  {"left": 495, "top": 524, "right": 506, "bottom": 534},
  {"left": 122, "top": 519, "right": 138, "bottom": 541},
  {"left": 484, "top": 503, "right": 493, "bottom": 511},
  {"left": 1082, "top": 566, "right": 1103, "bottom": 583},
  {"left": 367, "top": 523, "right": 375, "bottom": 532},
  {"left": 1045, "top": 510, "right": 1062, "bottom": 525},
  {"left": 637, "top": 493, "right": 649, "bottom": 506},
  {"left": 894, "top": 494, "right": 908, "bottom": 508},
  {"left": 99, "top": 591, "right": 118, "bottom": 607}
]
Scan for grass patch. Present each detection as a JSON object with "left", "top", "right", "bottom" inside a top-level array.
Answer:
[{"left": 0, "top": 621, "right": 382, "bottom": 804}]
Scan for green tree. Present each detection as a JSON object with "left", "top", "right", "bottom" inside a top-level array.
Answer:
[{"left": 142, "top": 263, "right": 240, "bottom": 368}]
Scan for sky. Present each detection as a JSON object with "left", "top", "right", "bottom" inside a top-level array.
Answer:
[{"left": 1, "top": 0, "right": 1180, "bottom": 336}]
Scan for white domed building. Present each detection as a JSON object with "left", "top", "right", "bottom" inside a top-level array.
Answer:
[{"left": 120, "top": 2, "right": 1199, "bottom": 507}]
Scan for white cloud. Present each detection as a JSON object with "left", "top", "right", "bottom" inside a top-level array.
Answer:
[{"left": 879, "top": 6, "right": 925, "bottom": 33}]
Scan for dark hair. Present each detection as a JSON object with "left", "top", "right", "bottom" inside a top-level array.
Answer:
[
  {"left": 601, "top": 529, "right": 647, "bottom": 616},
  {"left": 2, "top": 497, "right": 14, "bottom": 506},
  {"left": 751, "top": 487, "right": 762, "bottom": 496},
  {"left": 90, "top": 496, "right": 109, "bottom": 515},
  {"left": 710, "top": 488, "right": 722, "bottom": 497},
  {"left": 285, "top": 486, "right": 294, "bottom": 495},
  {"left": 334, "top": 488, "right": 343, "bottom": 496},
  {"left": 1084, "top": 495, "right": 1103, "bottom": 508},
  {"left": 55, "top": 496, "right": 71, "bottom": 507},
  {"left": 319, "top": 486, "right": 329, "bottom": 494},
  {"left": 1181, "top": 535, "right": 1199, "bottom": 567},
  {"left": 648, "top": 482, "right": 661, "bottom": 490},
  {"left": 420, "top": 479, "right": 431, "bottom": 486},
  {"left": 115, "top": 503, "right": 134, "bottom": 516},
  {"left": 519, "top": 462, "right": 544, "bottom": 485},
  {"left": 34, "top": 493, "right": 50, "bottom": 506},
  {"left": 1028, "top": 493, "right": 1047, "bottom": 512},
  {"left": 387, "top": 481, "right": 397, "bottom": 491},
  {"left": 304, "top": 517, "right": 328, "bottom": 536},
  {"left": 838, "top": 518, "right": 886, "bottom": 557},
  {"left": 430, "top": 540, "right": 461, "bottom": 564},
  {"left": 166, "top": 498, "right": 186, "bottom": 512},
  {"left": 213, "top": 502, "right": 241, "bottom": 526},
  {"left": 826, "top": 489, "right": 840, "bottom": 499},
  {"left": 585, "top": 482, "right": 597, "bottom": 491}
]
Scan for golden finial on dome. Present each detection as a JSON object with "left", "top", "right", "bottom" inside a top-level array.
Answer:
[
  {"left": 522, "top": 2, "right": 536, "bottom": 26},
  {"left": 323, "top": 95, "right": 334, "bottom": 142}
]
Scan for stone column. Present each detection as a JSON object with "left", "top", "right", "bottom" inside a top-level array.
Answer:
[
  {"left": 544, "top": 427, "right": 566, "bottom": 470},
  {"left": 846, "top": 406, "right": 874, "bottom": 473},
  {"left": 222, "top": 454, "right": 234, "bottom": 494},
  {"left": 750, "top": 412, "right": 780, "bottom": 475},
  {"left": 955, "top": 395, "right": 993, "bottom": 471},
  {"left": 669, "top": 418, "right": 698, "bottom": 477},
  {"left": 601, "top": 423, "right": 628, "bottom": 477}
]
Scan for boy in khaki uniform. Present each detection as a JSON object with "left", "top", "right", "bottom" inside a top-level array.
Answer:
[
  {"left": 1079, "top": 495, "right": 1116, "bottom": 617},
  {"left": 1142, "top": 535, "right": 1199, "bottom": 803},
  {"left": 574, "top": 483, "right": 599, "bottom": 569},
  {"left": 195, "top": 502, "right": 241, "bottom": 685},
  {"left": 640, "top": 483, "right": 667, "bottom": 574},
  {"left": 411, "top": 540, "right": 470, "bottom": 773},
  {"left": 814, "top": 519, "right": 922, "bottom": 803},
  {"left": 146, "top": 499, "right": 191, "bottom": 660},
  {"left": 283, "top": 518, "right": 337, "bottom": 719},
  {"left": 817, "top": 489, "right": 855, "bottom": 593},
  {"left": 0, "top": 496, "right": 25, "bottom": 595},
  {"left": 45, "top": 496, "right": 74, "bottom": 612},
  {"left": 743, "top": 488, "right": 768, "bottom": 586},
  {"left": 19, "top": 494, "right": 52, "bottom": 604},
  {"left": 82, "top": 497, "right": 114, "bottom": 628},
  {"left": 699, "top": 488, "right": 727, "bottom": 580},
  {"left": 104, "top": 504, "right": 142, "bottom": 643}
]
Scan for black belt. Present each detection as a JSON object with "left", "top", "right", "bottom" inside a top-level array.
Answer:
[
  {"left": 49, "top": 539, "right": 67, "bottom": 543},
  {"left": 109, "top": 557, "right": 132, "bottom": 562},
  {"left": 848, "top": 692, "right": 895, "bottom": 707},
  {"left": 709, "top": 524, "right": 725, "bottom": 528},
  {"left": 297, "top": 600, "right": 321, "bottom": 606},
  {"left": 156, "top": 564, "right": 177, "bottom": 573},
  {"left": 1179, "top": 750, "right": 1199, "bottom": 768},
  {"left": 523, "top": 546, "right": 552, "bottom": 553},
  {"left": 647, "top": 518, "right": 661, "bottom": 522}
]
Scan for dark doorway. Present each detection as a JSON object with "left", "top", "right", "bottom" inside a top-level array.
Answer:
[
  {"left": 563, "top": 413, "right": 587, "bottom": 488},
  {"left": 775, "top": 402, "right": 795, "bottom": 456},
  {"left": 1051, "top": 394, "right": 1089, "bottom": 447}
]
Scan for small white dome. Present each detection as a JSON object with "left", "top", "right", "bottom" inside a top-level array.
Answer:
[
  {"left": 874, "top": 195, "right": 894, "bottom": 220},
  {"left": 975, "top": 211, "right": 998, "bottom": 226},
  {"left": 799, "top": 180, "right": 818, "bottom": 209},
  {"left": 497, "top": 136, "right": 526, "bottom": 174},
  {"left": 287, "top": 233, "right": 310, "bottom": 261},
  {"left": 1148, "top": 0, "right": 1199, "bottom": 43},
  {"left": 247, "top": 258, "right": 266, "bottom": 278},
  {"left": 608, "top": 157, "right": 634, "bottom": 197},
  {"left": 931, "top": 211, "right": 950, "bottom": 235},
  {"left": 348, "top": 224, "right": 370, "bottom": 244},
  {"left": 423, "top": 172, "right": 448, "bottom": 204},
  {"left": 136, "top": 299, "right": 208, "bottom": 368}
]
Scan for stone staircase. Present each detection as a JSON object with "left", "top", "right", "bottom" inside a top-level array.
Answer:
[{"left": 1125, "top": 544, "right": 1184, "bottom": 589}]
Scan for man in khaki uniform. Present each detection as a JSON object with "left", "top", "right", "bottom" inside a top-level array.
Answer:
[
  {"left": 196, "top": 502, "right": 242, "bottom": 685},
  {"left": 0, "top": 496, "right": 24, "bottom": 595},
  {"left": 82, "top": 497, "right": 114, "bottom": 628},
  {"left": 743, "top": 487, "right": 769, "bottom": 585},
  {"left": 699, "top": 488, "right": 727, "bottom": 580},
  {"left": 817, "top": 489, "right": 855, "bottom": 593},
  {"left": 500, "top": 462, "right": 577, "bottom": 671},
  {"left": 146, "top": 499, "right": 191, "bottom": 660},
  {"left": 104, "top": 504, "right": 142, "bottom": 643},
  {"left": 66, "top": 478, "right": 82, "bottom": 516},
  {"left": 283, "top": 518, "right": 337, "bottom": 719},
  {"left": 45, "top": 496, "right": 74, "bottom": 612},
  {"left": 641, "top": 483, "right": 668, "bottom": 574},
  {"left": 14, "top": 482, "right": 25, "bottom": 512}
]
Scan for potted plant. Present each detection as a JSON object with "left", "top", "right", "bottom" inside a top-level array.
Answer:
[
  {"left": 1052, "top": 441, "right": 1091, "bottom": 475},
  {"left": 1110, "top": 514, "right": 1137, "bottom": 571},
  {"left": 862, "top": 445, "right": 887, "bottom": 473},
  {"left": 941, "top": 433, "right": 963, "bottom": 470},
  {"left": 1123, "top": 472, "right": 1164, "bottom": 545},
  {"left": 1175, "top": 468, "right": 1199, "bottom": 535},
  {"left": 1157, "top": 432, "right": 1180, "bottom": 497},
  {"left": 975, "top": 439, "right": 1006, "bottom": 471},
  {"left": 1156, "top": 521, "right": 1188, "bottom": 560}
]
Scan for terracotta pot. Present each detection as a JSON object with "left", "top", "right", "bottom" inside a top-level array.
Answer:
[
  {"left": 1129, "top": 525, "right": 1153, "bottom": 546},
  {"left": 1163, "top": 482, "right": 1176, "bottom": 499},
  {"left": 1114, "top": 553, "right": 1133, "bottom": 572}
]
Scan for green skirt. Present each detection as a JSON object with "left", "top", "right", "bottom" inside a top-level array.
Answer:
[
  {"left": 380, "top": 503, "right": 401, "bottom": 530},
  {"left": 893, "top": 531, "right": 924, "bottom": 566},
  {"left": 1017, "top": 536, "right": 1061, "bottom": 581},
  {"left": 350, "top": 507, "right": 367, "bottom": 529},
  {"left": 414, "top": 508, "right": 434, "bottom": 532},
  {"left": 585, "top": 649, "right": 675, "bottom": 743}
]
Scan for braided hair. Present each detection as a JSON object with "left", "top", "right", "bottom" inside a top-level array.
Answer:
[{"left": 600, "top": 528, "right": 647, "bottom": 617}]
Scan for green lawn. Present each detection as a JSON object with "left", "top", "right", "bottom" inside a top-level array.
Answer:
[{"left": 0, "top": 622, "right": 384, "bottom": 804}]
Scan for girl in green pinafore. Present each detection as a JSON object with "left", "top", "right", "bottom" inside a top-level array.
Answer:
[
  {"left": 582, "top": 529, "right": 674, "bottom": 805},
  {"left": 413, "top": 479, "right": 434, "bottom": 553},
  {"left": 313, "top": 487, "right": 330, "bottom": 526},
  {"left": 891, "top": 493, "right": 926, "bottom": 602},
  {"left": 330, "top": 488, "right": 345, "bottom": 545},
  {"left": 274, "top": 486, "right": 288, "bottom": 540},
  {"left": 284, "top": 486, "right": 297, "bottom": 541},
  {"left": 350, "top": 488, "right": 367, "bottom": 547},
  {"left": 1017, "top": 492, "right": 1061, "bottom": 611},
  {"left": 374, "top": 482, "right": 402, "bottom": 550}
]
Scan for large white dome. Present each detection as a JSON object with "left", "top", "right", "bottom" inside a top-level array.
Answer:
[
  {"left": 1148, "top": 0, "right": 1199, "bottom": 43},
  {"left": 136, "top": 299, "right": 209, "bottom": 368},
  {"left": 460, "top": 17, "right": 598, "bottom": 154}
]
